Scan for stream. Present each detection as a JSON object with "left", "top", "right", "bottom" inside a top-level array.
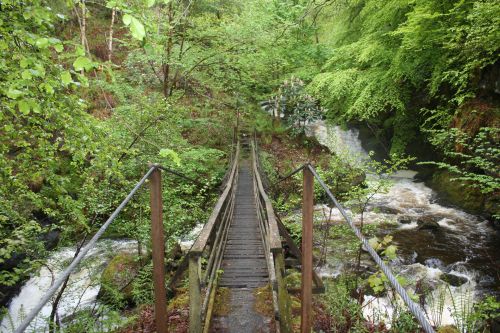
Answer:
[
  {"left": 0, "top": 225, "right": 204, "bottom": 333},
  {"left": 306, "top": 121, "right": 499, "bottom": 328},
  {"left": 0, "top": 240, "right": 139, "bottom": 333}
]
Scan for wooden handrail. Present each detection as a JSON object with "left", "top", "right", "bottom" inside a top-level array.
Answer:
[
  {"left": 251, "top": 139, "right": 292, "bottom": 333},
  {"left": 251, "top": 145, "right": 281, "bottom": 252},
  {"left": 190, "top": 144, "right": 240, "bottom": 254},
  {"left": 189, "top": 142, "right": 239, "bottom": 333}
]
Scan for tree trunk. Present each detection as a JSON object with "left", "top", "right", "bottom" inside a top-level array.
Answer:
[
  {"left": 108, "top": 7, "right": 116, "bottom": 62},
  {"left": 81, "top": 0, "right": 89, "bottom": 55},
  {"left": 162, "top": 1, "right": 174, "bottom": 98}
]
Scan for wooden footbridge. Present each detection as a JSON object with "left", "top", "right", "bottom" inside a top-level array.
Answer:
[
  {"left": 188, "top": 136, "right": 323, "bottom": 333},
  {"left": 14, "top": 130, "right": 435, "bottom": 333}
]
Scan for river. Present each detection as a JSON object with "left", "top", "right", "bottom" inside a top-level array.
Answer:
[{"left": 306, "top": 120, "right": 499, "bottom": 329}]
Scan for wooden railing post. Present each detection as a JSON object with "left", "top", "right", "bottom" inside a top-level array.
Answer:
[
  {"left": 301, "top": 166, "right": 314, "bottom": 333},
  {"left": 275, "top": 251, "right": 292, "bottom": 333},
  {"left": 189, "top": 254, "right": 202, "bottom": 333},
  {"left": 150, "top": 166, "right": 168, "bottom": 333}
]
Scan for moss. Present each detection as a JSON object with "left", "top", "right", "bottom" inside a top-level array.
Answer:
[
  {"left": 289, "top": 294, "right": 302, "bottom": 331},
  {"left": 99, "top": 252, "right": 142, "bottom": 308},
  {"left": 437, "top": 325, "right": 460, "bottom": 333},
  {"left": 284, "top": 271, "right": 302, "bottom": 290},
  {"left": 213, "top": 287, "right": 231, "bottom": 316},
  {"left": 167, "top": 287, "right": 189, "bottom": 312},
  {"left": 253, "top": 285, "right": 274, "bottom": 317},
  {"left": 430, "top": 170, "right": 485, "bottom": 213}
]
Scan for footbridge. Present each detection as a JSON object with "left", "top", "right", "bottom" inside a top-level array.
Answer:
[{"left": 13, "top": 131, "right": 435, "bottom": 333}]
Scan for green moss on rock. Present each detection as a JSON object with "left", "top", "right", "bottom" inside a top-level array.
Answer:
[{"left": 98, "top": 252, "right": 142, "bottom": 308}]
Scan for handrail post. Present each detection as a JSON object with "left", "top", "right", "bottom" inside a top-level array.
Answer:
[
  {"left": 301, "top": 166, "right": 314, "bottom": 333},
  {"left": 150, "top": 166, "right": 168, "bottom": 333},
  {"left": 189, "top": 254, "right": 202, "bottom": 333}
]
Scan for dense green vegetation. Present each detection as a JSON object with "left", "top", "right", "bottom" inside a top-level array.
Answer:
[
  {"left": 307, "top": 0, "right": 499, "bottom": 207},
  {"left": 0, "top": 0, "right": 498, "bottom": 332}
]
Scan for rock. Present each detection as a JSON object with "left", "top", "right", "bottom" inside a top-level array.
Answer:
[
  {"left": 98, "top": 252, "right": 142, "bottom": 308},
  {"left": 397, "top": 216, "right": 413, "bottom": 224},
  {"left": 492, "top": 317, "right": 500, "bottom": 333},
  {"left": 377, "top": 206, "right": 402, "bottom": 215},
  {"left": 417, "top": 216, "right": 440, "bottom": 230},
  {"left": 430, "top": 170, "right": 486, "bottom": 214},
  {"left": 440, "top": 272, "right": 468, "bottom": 287}
]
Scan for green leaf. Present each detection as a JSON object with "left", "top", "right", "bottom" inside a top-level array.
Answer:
[
  {"left": 20, "top": 58, "right": 29, "bottom": 68},
  {"left": 73, "top": 56, "right": 93, "bottom": 71},
  {"left": 54, "top": 44, "right": 64, "bottom": 53},
  {"left": 159, "top": 149, "right": 181, "bottom": 166},
  {"left": 75, "top": 46, "right": 85, "bottom": 56},
  {"left": 368, "top": 237, "right": 379, "bottom": 250},
  {"left": 6, "top": 88, "right": 23, "bottom": 99},
  {"left": 29, "top": 100, "right": 40, "bottom": 113},
  {"left": 146, "top": 0, "right": 155, "bottom": 7},
  {"left": 106, "top": 1, "right": 117, "bottom": 8},
  {"left": 383, "top": 245, "right": 397, "bottom": 260},
  {"left": 18, "top": 100, "right": 30, "bottom": 115},
  {"left": 61, "top": 71, "right": 73, "bottom": 85},
  {"left": 130, "top": 17, "right": 145, "bottom": 41},
  {"left": 35, "top": 37, "right": 49, "bottom": 48},
  {"left": 21, "top": 70, "right": 32, "bottom": 80},
  {"left": 41, "top": 83, "right": 54, "bottom": 94},
  {"left": 122, "top": 14, "right": 132, "bottom": 26},
  {"left": 123, "top": 15, "right": 145, "bottom": 40}
]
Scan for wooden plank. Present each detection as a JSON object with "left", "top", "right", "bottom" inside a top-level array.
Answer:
[
  {"left": 149, "top": 167, "right": 168, "bottom": 333},
  {"left": 301, "top": 167, "right": 314, "bottom": 333}
]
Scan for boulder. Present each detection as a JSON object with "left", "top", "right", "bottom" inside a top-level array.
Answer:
[
  {"left": 377, "top": 206, "right": 402, "bottom": 215},
  {"left": 397, "top": 216, "right": 413, "bottom": 224},
  {"left": 98, "top": 252, "right": 141, "bottom": 308},
  {"left": 417, "top": 216, "right": 440, "bottom": 230},
  {"left": 440, "top": 272, "right": 468, "bottom": 287}
]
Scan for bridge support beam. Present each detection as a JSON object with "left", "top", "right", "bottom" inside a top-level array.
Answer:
[
  {"left": 301, "top": 167, "right": 314, "bottom": 333},
  {"left": 150, "top": 167, "right": 168, "bottom": 333},
  {"left": 189, "top": 254, "right": 202, "bottom": 333}
]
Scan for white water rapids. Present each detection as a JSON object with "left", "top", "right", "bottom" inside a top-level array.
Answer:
[
  {"left": 305, "top": 120, "right": 498, "bottom": 329},
  {"left": 0, "top": 240, "right": 139, "bottom": 333}
]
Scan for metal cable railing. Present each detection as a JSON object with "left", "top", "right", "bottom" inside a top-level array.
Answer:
[
  {"left": 13, "top": 161, "right": 208, "bottom": 333},
  {"left": 256, "top": 155, "right": 435, "bottom": 332}
]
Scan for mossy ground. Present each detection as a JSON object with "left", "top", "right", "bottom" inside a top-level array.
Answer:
[
  {"left": 253, "top": 285, "right": 274, "bottom": 317},
  {"left": 213, "top": 287, "right": 231, "bottom": 316},
  {"left": 117, "top": 287, "right": 189, "bottom": 333}
]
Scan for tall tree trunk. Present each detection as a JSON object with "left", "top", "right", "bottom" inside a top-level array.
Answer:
[
  {"left": 81, "top": 0, "right": 89, "bottom": 55},
  {"left": 162, "top": 1, "right": 174, "bottom": 97},
  {"left": 108, "top": 7, "right": 116, "bottom": 62}
]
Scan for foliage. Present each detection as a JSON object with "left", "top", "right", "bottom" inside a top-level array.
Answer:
[
  {"left": 307, "top": 0, "right": 500, "bottom": 159},
  {"left": 421, "top": 127, "right": 500, "bottom": 195},
  {"left": 321, "top": 276, "right": 367, "bottom": 332},
  {"left": 266, "top": 77, "right": 325, "bottom": 136},
  {"left": 0, "top": 0, "right": 104, "bottom": 287}
]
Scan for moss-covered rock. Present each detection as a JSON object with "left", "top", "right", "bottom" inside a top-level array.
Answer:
[
  {"left": 430, "top": 170, "right": 485, "bottom": 213},
  {"left": 98, "top": 252, "right": 142, "bottom": 308}
]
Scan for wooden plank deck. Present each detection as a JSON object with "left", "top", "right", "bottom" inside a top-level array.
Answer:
[
  {"left": 210, "top": 158, "right": 273, "bottom": 332},
  {"left": 219, "top": 161, "right": 269, "bottom": 289}
]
